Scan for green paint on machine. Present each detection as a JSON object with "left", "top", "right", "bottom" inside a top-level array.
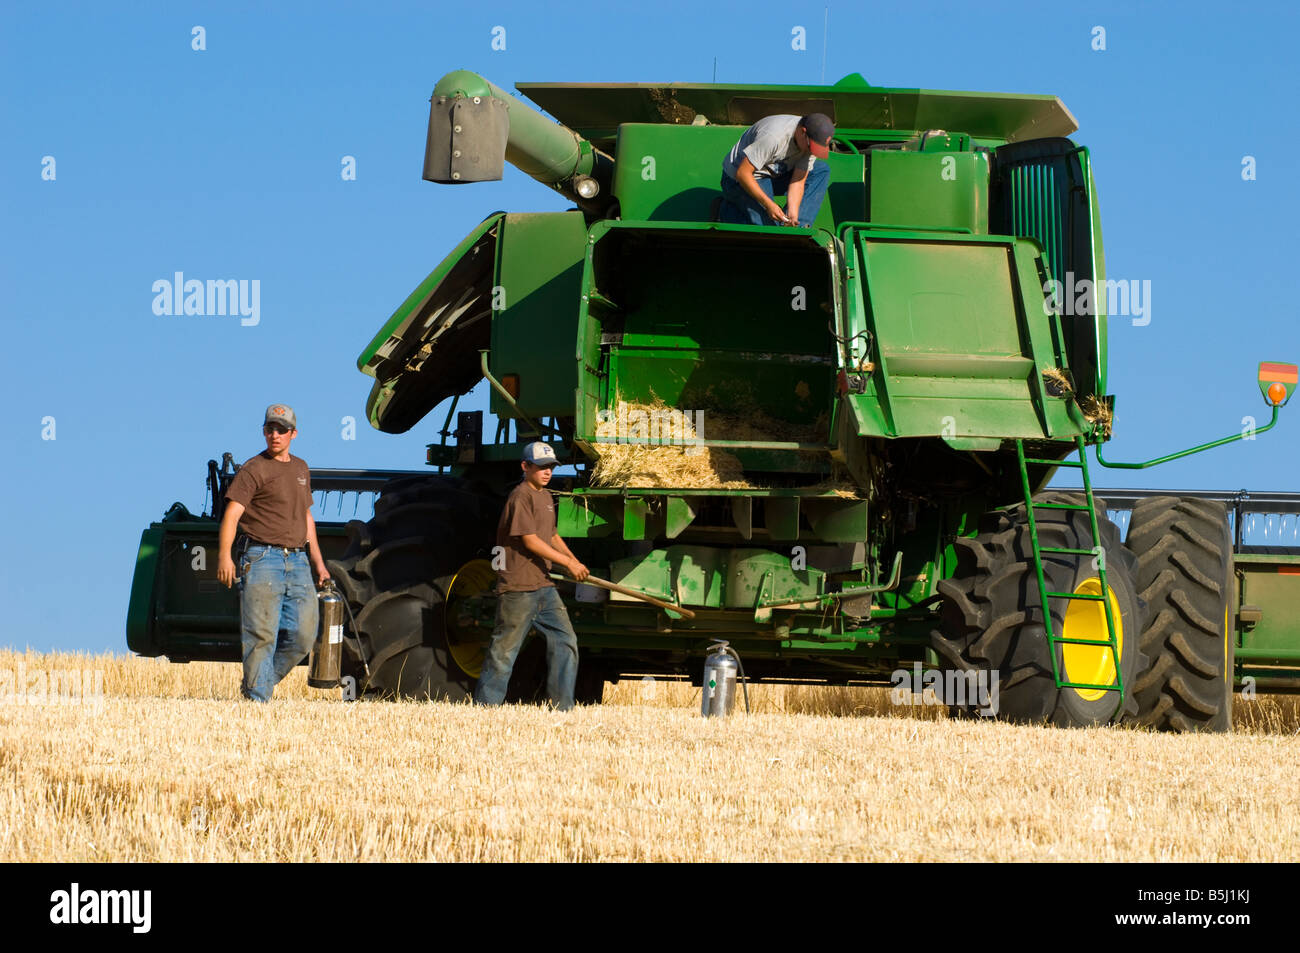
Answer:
[{"left": 129, "top": 70, "right": 1300, "bottom": 712}]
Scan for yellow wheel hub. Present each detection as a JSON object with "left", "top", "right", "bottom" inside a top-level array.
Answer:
[
  {"left": 1061, "top": 577, "right": 1123, "bottom": 702},
  {"left": 443, "top": 559, "right": 497, "bottom": 679}
]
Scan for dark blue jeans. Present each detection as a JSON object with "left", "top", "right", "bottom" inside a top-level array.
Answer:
[
  {"left": 719, "top": 160, "right": 830, "bottom": 226},
  {"left": 474, "top": 587, "right": 579, "bottom": 711},
  {"left": 238, "top": 545, "right": 318, "bottom": 702}
]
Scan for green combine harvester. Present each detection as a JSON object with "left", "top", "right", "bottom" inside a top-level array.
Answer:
[{"left": 128, "top": 71, "right": 1300, "bottom": 729}]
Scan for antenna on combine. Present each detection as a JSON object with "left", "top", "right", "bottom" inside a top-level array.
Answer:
[{"left": 713, "top": 57, "right": 717, "bottom": 83}]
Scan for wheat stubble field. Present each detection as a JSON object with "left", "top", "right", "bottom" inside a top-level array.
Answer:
[{"left": 1, "top": 649, "right": 1297, "bottom": 862}]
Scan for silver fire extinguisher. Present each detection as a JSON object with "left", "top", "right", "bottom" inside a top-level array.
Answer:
[
  {"left": 308, "top": 579, "right": 345, "bottom": 689},
  {"left": 701, "top": 640, "right": 749, "bottom": 717}
]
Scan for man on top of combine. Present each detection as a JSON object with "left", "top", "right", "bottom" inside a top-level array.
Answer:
[
  {"left": 718, "top": 113, "right": 834, "bottom": 227},
  {"left": 216, "top": 404, "right": 329, "bottom": 702},
  {"left": 474, "top": 441, "right": 589, "bottom": 711}
]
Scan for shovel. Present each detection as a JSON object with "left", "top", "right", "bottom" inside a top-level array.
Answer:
[{"left": 549, "top": 572, "right": 696, "bottom": 620}]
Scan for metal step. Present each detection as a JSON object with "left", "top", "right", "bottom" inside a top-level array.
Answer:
[{"left": 1016, "top": 437, "right": 1125, "bottom": 711}]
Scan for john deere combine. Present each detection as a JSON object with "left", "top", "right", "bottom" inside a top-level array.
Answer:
[{"left": 128, "top": 71, "right": 1300, "bottom": 729}]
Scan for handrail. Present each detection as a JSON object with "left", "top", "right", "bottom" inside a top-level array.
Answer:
[
  {"left": 1096, "top": 404, "right": 1279, "bottom": 469},
  {"left": 478, "top": 349, "right": 559, "bottom": 438},
  {"left": 836, "top": 220, "right": 976, "bottom": 243}
]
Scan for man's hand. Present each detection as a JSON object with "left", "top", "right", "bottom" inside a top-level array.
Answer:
[
  {"left": 218, "top": 553, "right": 238, "bottom": 589},
  {"left": 217, "top": 501, "right": 245, "bottom": 589},
  {"left": 784, "top": 165, "right": 808, "bottom": 227},
  {"left": 305, "top": 511, "right": 329, "bottom": 586},
  {"left": 737, "top": 157, "right": 789, "bottom": 226},
  {"left": 520, "top": 533, "right": 588, "bottom": 582}
]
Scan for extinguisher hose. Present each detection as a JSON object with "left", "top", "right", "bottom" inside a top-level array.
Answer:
[
  {"left": 724, "top": 644, "right": 750, "bottom": 715},
  {"left": 336, "top": 593, "right": 372, "bottom": 687}
]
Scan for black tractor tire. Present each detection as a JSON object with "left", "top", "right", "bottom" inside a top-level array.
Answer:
[
  {"left": 575, "top": 668, "right": 606, "bottom": 706},
  {"left": 932, "top": 493, "right": 1147, "bottom": 727},
  {"left": 1124, "top": 496, "right": 1234, "bottom": 732},
  {"left": 327, "top": 476, "right": 498, "bottom": 700}
]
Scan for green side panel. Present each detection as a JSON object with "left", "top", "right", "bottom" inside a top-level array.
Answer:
[
  {"left": 875, "top": 506, "right": 951, "bottom": 611},
  {"left": 557, "top": 494, "right": 622, "bottom": 538},
  {"left": 125, "top": 527, "right": 164, "bottom": 655},
  {"left": 869, "top": 150, "right": 989, "bottom": 233},
  {"left": 765, "top": 497, "right": 800, "bottom": 541},
  {"left": 126, "top": 520, "right": 352, "bottom": 661},
  {"left": 611, "top": 545, "right": 725, "bottom": 606},
  {"left": 802, "top": 498, "right": 869, "bottom": 543},
  {"left": 1236, "top": 554, "right": 1300, "bottom": 665},
  {"left": 361, "top": 213, "right": 503, "bottom": 434},
  {"left": 518, "top": 80, "right": 1077, "bottom": 145},
  {"left": 848, "top": 231, "right": 1076, "bottom": 440},
  {"left": 608, "top": 545, "right": 824, "bottom": 609},
  {"left": 724, "top": 549, "right": 824, "bottom": 608},
  {"left": 622, "top": 497, "right": 659, "bottom": 541},
  {"left": 665, "top": 496, "right": 699, "bottom": 538},
  {"left": 905, "top": 132, "right": 971, "bottom": 153},
  {"left": 561, "top": 487, "right": 873, "bottom": 544},
  {"left": 613, "top": 124, "right": 865, "bottom": 229},
  {"left": 731, "top": 497, "right": 753, "bottom": 539},
  {"left": 489, "top": 211, "right": 590, "bottom": 419}
]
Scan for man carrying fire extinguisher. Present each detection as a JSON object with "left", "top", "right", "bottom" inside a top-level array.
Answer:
[{"left": 216, "top": 404, "right": 330, "bottom": 702}]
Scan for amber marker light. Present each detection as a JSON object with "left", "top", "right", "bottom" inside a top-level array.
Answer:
[{"left": 1257, "top": 361, "right": 1297, "bottom": 407}]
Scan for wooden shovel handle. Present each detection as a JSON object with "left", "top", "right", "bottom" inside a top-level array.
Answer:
[{"left": 550, "top": 573, "right": 696, "bottom": 619}]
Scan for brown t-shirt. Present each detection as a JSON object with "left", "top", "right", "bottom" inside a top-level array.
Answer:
[
  {"left": 496, "top": 480, "right": 557, "bottom": 593},
  {"left": 225, "top": 451, "right": 313, "bottom": 547}
]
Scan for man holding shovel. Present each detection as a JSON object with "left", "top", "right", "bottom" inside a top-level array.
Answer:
[{"left": 474, "top": 442, "right": 589, "bottom": 711}]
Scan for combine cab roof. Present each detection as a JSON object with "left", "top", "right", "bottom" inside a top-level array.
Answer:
[{"left": 517, "top": 73, "right": 1077, "bottom": 144}]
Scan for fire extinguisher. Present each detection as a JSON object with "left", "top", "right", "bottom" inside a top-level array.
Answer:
[
  {"left": 701, "top": 639, "right": 749, "bottom": 717},
  {"left": 308, "top": 579, "right": 344, "bottom": 688}
]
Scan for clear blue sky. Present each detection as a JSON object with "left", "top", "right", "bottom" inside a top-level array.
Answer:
[{"left": 3, "top": 1, "right": 1298, "bottom": 653}]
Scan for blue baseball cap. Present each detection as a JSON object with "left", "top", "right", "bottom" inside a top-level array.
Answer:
[{"left": 801, "top": 113, "right": 834, "bottom": 159}]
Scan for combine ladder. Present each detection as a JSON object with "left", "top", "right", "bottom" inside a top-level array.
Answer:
[{"left": 1015, "top": 436, "right": 1124, "bottom": 716}]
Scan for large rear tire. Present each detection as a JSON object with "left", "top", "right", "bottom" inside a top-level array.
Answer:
[
  {"left": 933, "top": 493, "right": 1147, "bottom": 726},
  {"left": 328, "top": 476, "right": 498, "bottom": 700},
  {"left": 1124, "top": 496, "right": 1234, "bottom": 731}
]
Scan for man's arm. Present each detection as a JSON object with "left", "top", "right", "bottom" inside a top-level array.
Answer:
[
  {"left": 783, "top": 162, "right": 810, "bottom": 227},
  {"left": 520, "top": 533, "right": 589, "bottom": 582},
  {"left": 306, "top": 511, "right": 330, "bottom": 583},
  {"left": 216, "top": 501, "right": 245, "bottom": 588},
  {"left": 735, "top": 157, "right": 790, "bottom": 224}
]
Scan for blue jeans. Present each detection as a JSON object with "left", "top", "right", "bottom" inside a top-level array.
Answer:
[
  {"left": 719, "top": 160, "right": 830, "bottom": 227},
  {"left": 474, "top": 587, "right": 579, "bottom": 711},
  {"left": 238, "top": 544, "right": 318, "bottom": 702}
]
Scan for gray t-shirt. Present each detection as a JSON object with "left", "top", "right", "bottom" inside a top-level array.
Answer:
[{"left": 722, "top": 115, "right": 816, "bottom": 181}]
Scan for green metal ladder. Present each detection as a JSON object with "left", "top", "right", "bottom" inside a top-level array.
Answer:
[{"left": 1015, "top": 436, "right": 1124, "bottom": 713}]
